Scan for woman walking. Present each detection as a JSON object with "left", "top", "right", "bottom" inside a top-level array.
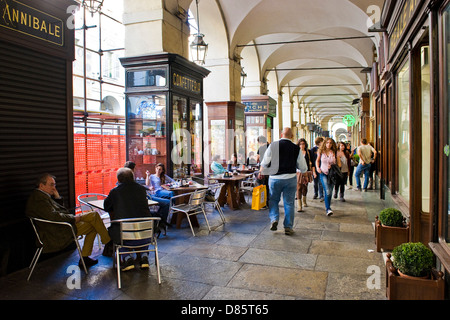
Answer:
[
  {"left": 334, "top": 142, "right": 351, "bottom": 202},
  {"left": 316, "top": 138, "right": 339, "bottom": 216},
  {"left": 296, "top": 138, "right": 313, "bottom": 212}
]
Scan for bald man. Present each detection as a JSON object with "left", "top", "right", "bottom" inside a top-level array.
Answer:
[{"left": 260, "top": 128, "right": 307, "bottom": 235}]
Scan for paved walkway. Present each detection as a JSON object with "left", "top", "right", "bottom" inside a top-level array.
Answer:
[{"left": 0, "top": 184, "right": 391, "bottom": 300}]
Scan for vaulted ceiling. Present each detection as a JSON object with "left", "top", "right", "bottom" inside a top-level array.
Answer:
[{"left": 183, "top": 0, "right": 384, "bottom": 122}]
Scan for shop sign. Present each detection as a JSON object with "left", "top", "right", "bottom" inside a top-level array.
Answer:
[
  {"left": 389, "top": 0, "right": 421, "bottom": 56},
  {"left": 243, "top": 101, "right": 268, "bottom": 113},
  {"left": 0, "top": 0, "right": 64, "bottom": 46},
  {"left": 172, "top": 72, "right": 201, "bottom": 94}
]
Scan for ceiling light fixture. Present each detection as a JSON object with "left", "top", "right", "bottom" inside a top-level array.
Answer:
[{"left": 190, "top": 0, "right": 208, "bottom": 65}]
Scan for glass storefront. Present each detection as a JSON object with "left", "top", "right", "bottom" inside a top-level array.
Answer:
[
  {"left": 397, "top": 59, "right": 410, "bottom": 204},
  {"left": 171, "top": 96, "right": 204, "bottom": 178},
  {"left": 443, "top": 4, "right": 450, "bottom": 244},
  {"left": 421, "top": 46, "right": 431, "bottom": 213},
  {"left": 127, "top": 94, "right": 167, "bottom": 180},
  {"left": 210, "top": 120, "right": 226, "bottom": 161},
  {"left": 121, "top": 53, "right": 209, "bottom": 181}
]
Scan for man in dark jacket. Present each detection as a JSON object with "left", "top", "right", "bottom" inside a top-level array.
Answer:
[
  {"left": 26, "top": 173, "right": 112, "bottom": 268},
  {"left": 104, "top": 167, "right": 155, "bottom": 271},
  {"left": 261, "top": 128, "right": 307, "bottom": 235}
]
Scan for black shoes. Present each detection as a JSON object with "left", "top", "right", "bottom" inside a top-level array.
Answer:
[
  {"left": 102, "top": 241, "right": 113, "bottom": 257},
  {"left": 270, "top": 221, "right": 278, "bottom": 231},
  {"left": 79, "top": 256, "right": 98, "bottom": 268},
  {"left": 121, "top": 258, "right": 135, "bottom": 272},
  {"left": 140, "top": 256, "right": 149, "bottom": 270}
]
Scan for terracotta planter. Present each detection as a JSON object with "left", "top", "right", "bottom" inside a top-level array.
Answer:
[
  {"left": 375, "top": 216, "right": 410, "bottom": 252},
  {"left": 385, "top": 253, "right": 445, "bottom": 300}
]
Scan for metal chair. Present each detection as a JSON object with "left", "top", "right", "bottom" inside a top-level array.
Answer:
[
  {"left": 27, "top": 217, "right": 88, "bottom": 281},
  {"left": 204, "top": 183, "right": 226, "bottom": 223},
  {"left": 240, "top": 175, "right": 256, "bottom": 203},
  {"left": 77, "top": 193, "right": 109, "bottom": 248},
  {"left": 112, "top": 217, "right": 161, "bottom": 289},
  {"left": 169, "top": 189, "right": 210, "bottom": 237}
]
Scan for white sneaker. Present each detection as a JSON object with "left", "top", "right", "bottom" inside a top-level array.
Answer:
[{"left": 326, "top": 209, "right": 334, "bottom": 217}]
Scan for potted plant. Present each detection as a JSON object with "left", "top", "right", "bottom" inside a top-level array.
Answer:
[
  {"left": 375, "top": 208, "right": 410, "bottom": 252},
  {"left": 385, "top": 242, "right": 445, "bottom": 300}
]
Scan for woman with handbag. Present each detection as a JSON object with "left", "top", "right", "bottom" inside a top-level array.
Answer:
[
  {"left": 335, "top": 142, "right": 351, "bottom": 202},
  {"left": 296, "top": 138, "right": 313, "bottom": 212},
  {"left": 316, "top": 138, "right": 340, "bottom": 216}
]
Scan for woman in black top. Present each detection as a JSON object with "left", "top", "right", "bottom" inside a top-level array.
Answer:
[{"left": 296, "top": 138, "right": 313, "bottom": 212}]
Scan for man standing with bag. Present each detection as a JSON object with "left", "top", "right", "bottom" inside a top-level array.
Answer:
[
  {"left": 354, "top": 138, "right": 377, "bottom": 192},
  {"left": 261, "top": 128, "right": 308, "bottom": 235}
]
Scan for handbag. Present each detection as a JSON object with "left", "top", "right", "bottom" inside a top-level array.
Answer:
[{"left": 251, "top": 185, "right": 267, "bottom": 211}]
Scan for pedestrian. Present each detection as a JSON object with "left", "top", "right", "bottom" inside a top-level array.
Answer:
[
  {"left": 334, "top": 142, "right": 350, "bottom": 202},
  {"left": 368, "top": 142, "right": 377, "bottom": 189},
  {"left": 261, "top": 127, "right": 307, "bottom": 235},
  {"left": 346, "top": 142, "right": 354, "bottom": 189},
  {"left": 316, "top": 137, "right": 339, "bottom": 216},
  {"left": 354, "top": 139, "right": 377, "bottom": 192},
  {"left": 310, "top": 137, "right": 324, "bottom": 200},
  {"left": 296, "top": 138, "right": 313, "bottom": 212}
]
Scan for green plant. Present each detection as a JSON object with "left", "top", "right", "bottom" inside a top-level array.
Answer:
[
  {"left": 379, "top": 208, "right": 404, "bottom": 227},
  {"left": 392, "top": 242, "right": 434, "bottom": 277}
]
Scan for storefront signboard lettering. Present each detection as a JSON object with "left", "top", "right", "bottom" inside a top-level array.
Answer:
[
  {"left": 0, "top": 0, "right": 64, "bottom": 46},
  {"left": 172, "top": 72, "right": 201, "bottom": 94},
  {"left": 389, "top": 0, "right": 421, "bottom": 56},
  {"left": 243, "top": 101, "right": 268, "bottom": 113}
]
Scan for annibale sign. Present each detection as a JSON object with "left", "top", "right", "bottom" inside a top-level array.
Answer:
[{"left": 0, "top": 0, "right": 64, "bottom": 46}]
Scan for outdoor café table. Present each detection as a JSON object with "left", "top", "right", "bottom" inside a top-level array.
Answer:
[
  {"left": 237, "top": 168, "right": 259, "bottom": 174},
  {"left": 86, "top": 199, "right": 159, "bottom": 211},
  {"left": 161, "top": 183, "right": 208, "bottom": 229},
  {"left": 212, "top": 173, "right": 253, "bottom": 210}
]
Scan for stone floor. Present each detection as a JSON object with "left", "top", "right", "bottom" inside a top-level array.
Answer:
[{"left": 0, "top": 183, "right": 393, "bottom": 301}]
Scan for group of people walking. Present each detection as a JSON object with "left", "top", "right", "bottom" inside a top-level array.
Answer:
[{"left": 259, "top": 128, "right": 377, "bottom": 235}]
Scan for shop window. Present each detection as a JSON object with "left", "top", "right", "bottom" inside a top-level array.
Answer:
[
  {"left": 421, "top": 46, "right": 431, "bottom": 213},
  {"left": 127, "top": 94, "right": 167, "bottom": 180},
  {"left": 126, "top": 68, "right": 167, "bottom": 87},
  {"left": 210, "top": 120, "right": 226, "bottom": 161},
  {"left": 190, "top": 100, "right": 203, "bottom": 175},
  {"left": 443, "top": 4, "right": 450, "bottom": 244},
  {"left": 397, "top": 59, "right": 410, "bottom": 204}
]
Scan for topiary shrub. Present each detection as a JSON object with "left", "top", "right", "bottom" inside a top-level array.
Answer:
[
  {"left": 392, "top": 242, "right": 434, "bottom": 277},
  {"left": 379, "top": 208, "right": 404, "bottom": 227}
]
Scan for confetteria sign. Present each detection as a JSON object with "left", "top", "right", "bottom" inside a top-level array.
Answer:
[
  {"left": 172, "top": 72, "right": 201, "bottom": 94},
  {"left": 0, "top": 0, "right": 64, "bottom": 46}
]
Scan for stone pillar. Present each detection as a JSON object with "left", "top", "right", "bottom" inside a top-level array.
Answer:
[{"left": 122, "top": 0, "right": 190, "bottom": 58}]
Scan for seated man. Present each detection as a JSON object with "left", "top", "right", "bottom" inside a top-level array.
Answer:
[
  {"left": 26, "top": 173, "right": 112, "bottom": 268},
  {"left": 104, "top": 167, "right": 157, "bottom": 271}
]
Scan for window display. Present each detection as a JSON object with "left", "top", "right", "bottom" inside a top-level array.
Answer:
[
  {"left": 444, "top": 4, "right": 450, "bottom": 244},
  {"left": 397, "top": 59, "right": 410, "bottom": 204},
  {"left": 127, "top": 94, "right": 167, "bottom": 180},
  {"left": 172, "top": 96, "right": 204, "bottom": 178}
]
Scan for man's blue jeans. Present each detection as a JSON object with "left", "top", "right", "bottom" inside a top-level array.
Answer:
[
  {"left": 268, "top": 176, "right": 297, "bottom": 229},
  {"left": 319, "top": 173, "right": 333, "bottom": 211},
  {"left": 354, "top": 163, "right": 371, "bottom": 190}
]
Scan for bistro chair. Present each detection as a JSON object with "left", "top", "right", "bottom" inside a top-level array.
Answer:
[
  {"left": 27, "top": 217, "right": 88, "bottom": 281},
  {"left": 77, "top": 193, "right": 109, "bottom": 249},
  {"left": 112, "top": 217, "right": 161, "bottom": 289},
  {"left": 169, "top": 189, "right": 210, "bottom": 237},
  {"left": 204, "top": 183, "right": 226, "bottom": 223},
  {"left": 240, "top": 175, "right": 256, "bottom": 203}
]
